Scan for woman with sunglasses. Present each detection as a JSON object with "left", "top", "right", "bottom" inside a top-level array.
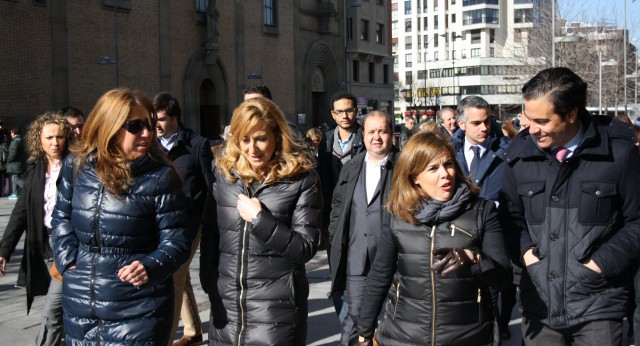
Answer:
[
  {"left": 0, "top": 113, "right": 73, "bottom": 345},
  {"left": 355, "top": 132, "right": 511, "bottom": 346},
  {"left": 200, "top": 97, "right": 322, "bottom": 345},
  {"left": 51, "top": 89, "right": 192, "bottom": 344}
]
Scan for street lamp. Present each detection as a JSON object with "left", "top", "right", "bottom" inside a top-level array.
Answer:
[
  {"left": 599, "top": 50, "right": 618, "bottom": 114},
  {"left": 344, "top": 1, "right": 361, "bottom": 93},
  {"left": 440, "top": 33, "right": 462, "bottom": 106}
]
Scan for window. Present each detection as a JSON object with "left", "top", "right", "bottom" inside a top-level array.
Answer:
[
  {"left": 417, "top": 70, "right": 428, "bottom": 79},
  {"left": 463, "top": 9, "right": 499, "bottom": 25},
  {"left": 434, "top": 51, "right": 439, "bottom": 60},
  {"left": 490, "top": 47, "right": 495, "bottom": 57},
  {"left": 490, "top": 29, "right": 495, "bottom": 43},
  {"left": 404, "top": 0, "right": 411, "bottom": 14},
  {"left": 369, "top": 63, "right": 375, "bottom": 83},
  {"left": 394, "top": 55, "right": 398, "bottom": 68},
  {"left": 347, "top": 18, "right": 354, "bottom": 40},
  {"left": 405, "top": 53, "right": 413, "bottom": 68},
  {"left": 353, "top": 60, "right": 360, "bottom": 81},
  {"left": 406, "top": 71, "right": 413, "bottom": 85},
  {"left": 434, "top": 15, "right": 439, "bottom": 29},
  {"left": 514, "top": 9, "right": 533, "bottom": 23},
  {"left": 471, "top": 48, "right": 480, "bottom": 57},
  {"left": 418, "top": 35, "right": 422, "bottom": 49},
  {"left": 462, "top": 0, "right": 499, "bottom": 5},
  {"left": 433, "top": 0, "right": 439, "bottom": 11},
  {"left": 376, "top": 24, "right": 385, "bottom": 44},
  {"left": 264, "top": 0, "right": 277, "bottom": 27},
  {"left": 423, "top": 17, "right": 428, "bottom": 30},
  {"left": 430, "top": 69, "right": 440, "bottom": 78},
  {"left": 405, "top": 36, "right": 412, "bottom": 49},
  {"left": 384, "top": 64, "right": 390, "bottom": 84},
  {"left": 461, "top": 49, "right": 467, "bottom": 58},
  {"left": 452, "top": 14, "right": 456, "bottom": 23},
  {"left": 361, "top": 19, "right": 370, "bottom": 41},
  {"left": 424, "top": 35, "right": 429, "bottom": 48},
  {"left": 392, "top": 20, "right": 398, "bottom": 32},
  {"left": 434, "top": 34, "right": 439, "bottom": 47},
  {"left": 471, "top": 29, "right": 481, "bottom": 44},
  {"left": 405, "top": 19, "right": 412, "bottom": 32}
]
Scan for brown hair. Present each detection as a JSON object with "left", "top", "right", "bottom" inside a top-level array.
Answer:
[
  {"left": 386, "top": 132, "right": 478, "bottom": 224},
  {"left": 71, "top": 88, "right": 169, "bottom": 196},
  {"left": 216, "top": 97, "right": 314, "bottom": 184},
  {"left": 501, "top": 122, "right": 518, "bottom": 140}
]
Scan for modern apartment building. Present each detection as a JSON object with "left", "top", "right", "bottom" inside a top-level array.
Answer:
[{"left": 391, "top": 0, "right": 550, "bottom": 119}]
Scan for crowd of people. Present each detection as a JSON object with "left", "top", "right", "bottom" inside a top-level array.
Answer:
[{"left": 0, "top": 66, "right": 639, "bottom": 346}]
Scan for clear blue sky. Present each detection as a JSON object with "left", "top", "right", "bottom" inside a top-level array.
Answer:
[{"left": 560, "top": 0, "right": 640, "bottom": 45}]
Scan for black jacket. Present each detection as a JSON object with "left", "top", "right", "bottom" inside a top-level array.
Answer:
[
  {"left": 52, "top": 153, "right": 191, "bottom": 344},
  {"left": 328, "top": 148, "right": 399, "bottom": 296},
  {"left": 164, "top": 125, "right": 213, "bottom": 223},
  {"left": 6, "top": 134, "right": 26, "bottom": 174},
  {"left": 357, "top": 198, "right": 511, "bottom": 345},
  {"left": 0, "top": 161, "right": 50, "bottom": 312},
  {"left": 318, "top": 125, "right": 365, "bottom": 228},
  {"left": 499, "top": 114, "right": 640, "bottom": 328},
  {"left": 200, "top": 168, "right": 322, "bottom": 345}
]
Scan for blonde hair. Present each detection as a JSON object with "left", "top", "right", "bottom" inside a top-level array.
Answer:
[
  {"left": 386, "top": 132, "right": 478, "bottom": 224},
  {"left": 216, "top": 97, "right": 314, "bottom": 184},
  {"left": 71, "top": 88, "right": 168, "bottom": 196},
  {"left": 25, "top": 112, "right": 73, "bottom": 164},
  {"left": 418, "top": 121, "right": 438, "bottom": 134}
]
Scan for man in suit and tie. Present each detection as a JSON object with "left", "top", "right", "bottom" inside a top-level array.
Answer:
[{"left": 328, "top": 111, "right": 399, "bottom": 345}]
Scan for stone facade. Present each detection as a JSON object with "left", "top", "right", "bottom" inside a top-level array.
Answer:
[{"left": 0, "top": 0, "right": 393, "bottom": 138}]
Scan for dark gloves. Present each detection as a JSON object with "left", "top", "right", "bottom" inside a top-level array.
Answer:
[{"left": 432, "top": 248, "right": 478, "bottom": 276}]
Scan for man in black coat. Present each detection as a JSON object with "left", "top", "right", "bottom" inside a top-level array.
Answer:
[
  {"left": 7, "top": 126, "right": 26, "bottom": 199},
  {"left": 317, "top": 92, "right": 365, "bottom": 322},
  {"left": 398, "top": 115, "right": 415, "bottom": 149},
  {"left": 329, "top": 111, "right": 398, "bottom": 345},
  {"left": 153, "top": 92, "right": 213, "bottom": 346},
  {"left": 499, "top": 67, "right": 640, "bottom": 345}
]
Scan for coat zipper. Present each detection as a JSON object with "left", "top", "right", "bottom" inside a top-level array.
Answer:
[
  {"left": 450, "top": 223, "right": 473, "bottom": 238},
  {"left": 91, "top": 185, "right": 105, "bottom": 345},
  {"left": 237, "top": 220, "right": 249, "bottom": 346},
  {"left": 430, "top": 225, "right": 436, "bottom": 346},
  {"left": 392, "top": 282, "right": 401, "bottom": 320}
]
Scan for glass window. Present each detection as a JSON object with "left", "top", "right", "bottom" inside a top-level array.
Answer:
[
  {"left": 264, "top": 0, "right": 277, "bottom": 27},
  {"left": 405, "top": 1, "right": 411, "bottom": 14},
  {"left": 376, "top": 24, "right": 385, "bottom": 44},
  {"left": 463, "top": 9, "right": 499, "bottom": 25},
  {"left": 405, "top": 53, "right": 413, "bottom": 68},
  {"left": 361, "top": 19, "right": 370, "bottom": 41},
  {"left": 405, "top": 19, "right": 412, "bottom": 32},
  {"left": 369, "top": 63, "right": 375, "bottom": 83},
  {"left": 406, "top": 71, "right": 413, "bottom": 84},
  {"left": 471, "top": 48, "right": 480, "bottom": 57}
]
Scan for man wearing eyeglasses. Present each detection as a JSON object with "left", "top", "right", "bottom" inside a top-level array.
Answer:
[
  {"left": 318, "top": 92, "right": 365, "bottom": 323},
  {"left": 153, "top": 92, "right": 213, "bottom": 346}
]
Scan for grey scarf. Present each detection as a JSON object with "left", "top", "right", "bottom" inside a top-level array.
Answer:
[{"left": 415, "top": 184, "right": 473, "bottom": 224}]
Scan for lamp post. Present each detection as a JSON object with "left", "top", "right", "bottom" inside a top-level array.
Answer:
[
  {"left": 344, "top": 1, "right": 361, "bottom": 93},
  {"left": 440, "top": 33, "right": 462, "bottom": 106},
  {"left": 599, "top": 50, "right": 619, "bottom": 114}
]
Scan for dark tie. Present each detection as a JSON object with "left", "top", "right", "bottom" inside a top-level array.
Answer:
[
  {"left": 470, "top": 146, "right": 480, "bottom": 177},
  {"left": 555, "top": 146, "right": 569, "bottom": 162}
]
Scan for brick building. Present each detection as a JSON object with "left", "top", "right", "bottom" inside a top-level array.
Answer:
[{"left": 0, "top": 0, "right": 394, "bottom": 139}]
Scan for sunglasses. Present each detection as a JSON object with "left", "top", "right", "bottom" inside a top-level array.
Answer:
[{"left": 122, "top": 118, "right": 154, "bottom": 134}]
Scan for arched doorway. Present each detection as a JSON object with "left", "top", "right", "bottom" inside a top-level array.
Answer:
[{"left": 199, "top": 79, "right": 220, "bottom": 141}]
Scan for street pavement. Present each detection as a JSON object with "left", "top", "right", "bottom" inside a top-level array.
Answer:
[{"left": 0, "top": 196, "right": 578, "bottom": 346}]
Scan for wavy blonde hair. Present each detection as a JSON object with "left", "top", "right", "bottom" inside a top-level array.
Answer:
[
  {"left": 25, "top": 112, "right": 73, "bottom": 164},
  {"left": 216, "top": 97, "right": 314, "bottom": 184},
  {"left": 386, "top": 132, "right": 478, "bottom": 224},
  {"left": 71, "top": 88, "right": 168, "bottom": 196}
]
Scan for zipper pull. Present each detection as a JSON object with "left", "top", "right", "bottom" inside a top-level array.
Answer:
[
  {"left": 477, "top": 288, "right": 481, "bottom": 303},
  {"left": 451, "top": 224, "right": 456, "bottom": 236},
  {"left": 430, "top": 225, "right": 436, "bottom": 238}
]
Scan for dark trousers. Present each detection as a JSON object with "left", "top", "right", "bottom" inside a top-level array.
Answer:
[
  {"left": 340, "top": 275, "right": 367, "bottom": 346},
  {"left": 522, "top": 317, "right": 622, "bottom": 346}
]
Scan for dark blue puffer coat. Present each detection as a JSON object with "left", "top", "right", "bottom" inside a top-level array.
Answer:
[{"left": 52, "top": 152, "right": 192, "bottom": 345}]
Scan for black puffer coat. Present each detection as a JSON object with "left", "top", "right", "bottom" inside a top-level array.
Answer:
[
  {"left": 52, "top": 153, "right": 191, "bottom": 345},
  {"left": 357, "top": 198, "right": 511, "bottom": 346},
  {"left": 200, "top": 169, "right": 322, "bottom": 345}
]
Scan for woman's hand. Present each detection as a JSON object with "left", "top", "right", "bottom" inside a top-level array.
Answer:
[
  {"left": 118, "top": 260, "right": 148, "bottom": 286},
  {"left": 431, "top": 248, "right": 477, "bottom": 276},
  {"left": 522, "top": 248, "right": 540, "bottom": 267},
  {"left": 237, "top": 194, "right": 262, "bottom": 223},
  {"left": 357, "top": 336, "right": 373, "bottom": 346}
]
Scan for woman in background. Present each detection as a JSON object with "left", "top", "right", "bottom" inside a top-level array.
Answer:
[
  {"left": 52, "top": 89, "right": 192, "bottom": 344},
  {"left": 0, "top": 113, "right": 73, "bottom": 346},
  {"left": 200, "top": 97, "right": 322, "bottom": 345}
]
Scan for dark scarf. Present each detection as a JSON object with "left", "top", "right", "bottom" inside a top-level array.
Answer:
[{"left": 415, "top": 183, "right": 473, "bottom": 224}]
